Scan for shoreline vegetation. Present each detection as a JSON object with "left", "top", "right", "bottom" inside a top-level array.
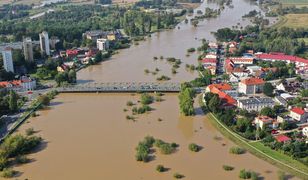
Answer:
[{"left": 198, "top": 96, "right": 308, "bottom": 179}]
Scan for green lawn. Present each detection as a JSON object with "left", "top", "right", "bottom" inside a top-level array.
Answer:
[{"left": 274, "top": 14, "right": 308, "bottom": 29}]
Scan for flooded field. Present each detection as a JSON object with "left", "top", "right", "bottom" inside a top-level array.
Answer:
[{"left": 14, "top": 94, "right": 285, "bottom": 179}]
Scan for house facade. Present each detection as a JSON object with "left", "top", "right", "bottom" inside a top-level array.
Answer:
[
  {"left": 254, "top": 116, "right": 278, "bottom": 129},
  {"left": 238, "top": 77, "right": 265, "bottom": 95},
  {"left": 237, "top": 97, "right": 274, "bottom": 112},
  {"left": 289, "top": 107, "right": 308, "bottom": 122}
]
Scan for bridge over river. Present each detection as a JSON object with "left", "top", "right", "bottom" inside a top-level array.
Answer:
[{"left": 56, "top": 82, "right": 204, "bottom": 93}]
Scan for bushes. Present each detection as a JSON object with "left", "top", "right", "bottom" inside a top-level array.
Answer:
[
  {"left": 132, "top": 105, "right": 152, "bottom": 114},
  {"left": 188, "top": 143, "right": 201, "bottom": 152},
  {"left": 140, "top": 93, "right": 153, "bottom": 105},
  {"left": 160, "top": 143, "right": 175, "bottom": 155},
  {"left": 126, "top": 101, "right": 134, "bottom": 106},
  {"left": 0, "top": 168, "right": 16, "bottom": 178},
  {"left": 187, "top": 47, "right": 196, "bottom": 53},
  {"left": 229, "top": 147, "right": 245, "bottom": 154},
  {"left": 157, "top": 75, "right": 171, "bottom": 81},
  {"left": 239, "top": 169, "right": 252, "bottom": 179},
  {"left": 25, "top": 128, "right": 35, "bottom": 136},
  {"left": 222, "top": 165, "right": 234, "bottom": 171},
  {"left": 15, "top": 155, "right": 29, "bottom": 164},
  {"left": 156, "top": 165, "right": 165, "bottom": 172},
  {"left": 135, "top": 141, "right": 151, "bottom": 162},
  {"left": 135, "top": 136, "right": 177, "bottom": 162},
  {"left": 173, "top": 173, "right": 184, "bottom": 179}
]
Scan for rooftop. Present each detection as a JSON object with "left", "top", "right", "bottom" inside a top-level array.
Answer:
[
  {"left": 256, "top": 52, "right": 308, "bottom": 64},
  {"left": 238, "top": 97, "right": 274, "bottom": 105},
  {"left": 291, "top": 107, "right": 306, "bottom": 115},
  {"left": 255, "top": 116, "right": 274, "bottom": 123},
  {"left": 275, "top": 134, "right": 291, "bottom": 143},
  {"left": 241, "top": 77, "right": 264, "bottom": 85}
]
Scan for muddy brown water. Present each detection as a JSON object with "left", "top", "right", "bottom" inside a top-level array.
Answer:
[
  {"left": 14, "top": 94, "right": 286, "bottom": 180},
  {"left": 9, "top": 0, "right": 298, "bottom": 179}
]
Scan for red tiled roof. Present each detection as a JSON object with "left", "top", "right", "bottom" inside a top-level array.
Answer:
[
  {"left": 207, "top": 83, "right": 236, "bottom": 106},
  {"left": 275, "top": 134, "right": 291, "bottom": 143},
  {"left": 66, "top": 49, "right": 79, "bottom": 56},
  {"left": 291, "top": 107, "right": 306, "bottom": 115},
  {"left": 229, "top": 57, "right": 254, "bottom": 62},
  {"left": 208, "top": 83, "right": 232, "bottom": 91},
  {"left": 201, "top": 58, "right": 217, "bottom": 64},
  {"left": 0, "top": 80, "right": 21, "bottom": 87},
  {"left": 241, "top": 77, "right": 264, "bottom": 85},
  {"left": 255, "top": 116, "right": 274, "bottom": 123},
  {"left": 256, "top": 53, "right": 308, "bottom": 64}
]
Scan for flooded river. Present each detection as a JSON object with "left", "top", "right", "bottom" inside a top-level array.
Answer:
[{"left": 10, "top": 0, "right": 296, "bottom": 179}]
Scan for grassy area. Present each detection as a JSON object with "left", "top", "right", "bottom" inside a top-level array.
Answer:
[
  {"left": 205, "top": 113, "right": 308, "bottom": 179},
  {"left": 198, "top": 97, "right": 308, "bottom": 179},
  {"left": 249, "top": 141, "right": 308, "bottom": 174},
  {"left": 298, "top": 38, "right": 308, "bottom": 44},
  {"left": 274, "top": 14, "right": 308, "bottom": 29}
]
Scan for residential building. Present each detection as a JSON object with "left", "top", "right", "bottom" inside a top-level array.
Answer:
[
  {"left": 201, "top": 58, "right": 217, "bottom": 67},
  {"left": 303, "top": 127, "right": 308, "bottom": 137},
  {"left": 238, "top": 77, "right": 265, "bottom": 95},
  {"left": 254, "top": 116, "right": 278, "bottom": 129},
  {"left": 289, "top": 107, "right": 308, "bottom": 122},
  {"left": 66, "top": 49, "right": 79, "bottom": 58},
  {"left": 20, "top": 76, "right": 36, "bottom": 91},
  {"left": 275, "top": 134, "right": 291, "bottom": 143},
  {"left": 255, "top": 52, "right": 308, "bottom": 74},
  {"left": 247, "top": 66, "right": 262, "bottom": 75},
  {"left": 0, "top": 76, "right": 36, "bottom": 91},
  {"left": 23, "top": 37, "right": 34, "bottom": 61},
  {"left": 228, "top": 57, "right": 254, "bottom": 65},
  {"left": 39, "top": 31, "right": 50, "bottom": 56},
  {"left": 2, "top": 47, "right": 14, "bottom": 73},
  {"left": 97, "top": 38, "right": 109, "bottom": 51},
  {"left": 237, "top": 97, "right": 275, "bottom": 112},
  {"left": 274, "top": 96, "right": 287, "bottom": 106},
  {"left": 84, "top": 30, "right": 104, "bottom": 41},
  {"left": 207, "top": 66, "right": 216, "bottom": 75},
  {"left": 49, "top": 36, "right": 60, "bottom": 49},
  {"left": 206, "top": 83, "right": 236, "bottom": 108}
]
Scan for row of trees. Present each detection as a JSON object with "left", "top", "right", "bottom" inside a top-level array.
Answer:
[
  {"left": 0, "top": 90, "right": 22, "bottom": 116},
  {"left": 0, "top": 5, "right": 183, "bottom": 44},
  {"left": 178, "top": 83, "right": 196, "bottom": 116},
  {"left": 214, "top": 26, "right": 307, "bottom": 57}
]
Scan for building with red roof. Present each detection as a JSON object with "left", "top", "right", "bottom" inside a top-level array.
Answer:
[
  {"left": 255, "top": 52, "right": 308, "bottom": 74},
  {"left": 254, "top": 116, "right": 278, "bottom": 129},
  {"left": 275, "top": 134, "right": 291, "bottom": 143},
  {"left": 238, "top": 77, "right": 265, "bottom": 95},
  {"left": 206, "top": 83, "right": 236, "bottom": 108},
  {"left": 290, "top": 107, "right": 308, "bottom": 122},
  {"left": 227, "top": 57, "right": 254, "bottom": 65},
  {"left": 66, "top": 49, "right": 79, "bottom": 58},
  {"left": 0, "top": 76, "right": 36, "bottom": 91}
]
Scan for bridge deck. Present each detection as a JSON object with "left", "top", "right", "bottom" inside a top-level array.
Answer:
[{"left": 56, "top": 82, "right": 183, "bottom": 93}]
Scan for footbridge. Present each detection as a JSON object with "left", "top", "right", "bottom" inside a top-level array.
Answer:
[{"left": 56, "top": 82, "right": 205, "bottom": 93}]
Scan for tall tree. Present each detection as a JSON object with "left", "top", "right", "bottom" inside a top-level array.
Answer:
[{"left": 9, "top": 90, "right": 18, "bottom": 112}]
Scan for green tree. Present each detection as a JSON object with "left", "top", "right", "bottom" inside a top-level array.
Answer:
[
  {"left": 208, "top": 94, "right": 221, "bottom": 113},
  {"left": 8, "top": 91, "right": 18, "bottom": 112},
  {"left": 260, "top": 107, "right": 275, "bottom": 118},
  {"left": 263, "top": 82, "right": 274, "bottom": 97},
  {"left": 68, "top": 69, "right": 77, "bottom": 83}
]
